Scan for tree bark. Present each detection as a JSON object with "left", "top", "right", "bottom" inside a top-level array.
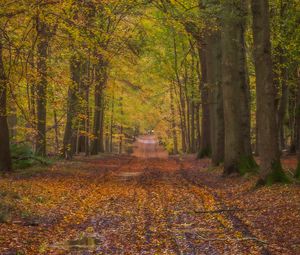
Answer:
[
  {"left": 276, "top": 50, "right": 288, "bottom": 151},
  {"left": 53, "top": 109, "right": 59, "bottom": 153},
  {"left": 173, "top": 34, "right": 187, "bottom": 152},
  {"left": 295, "top": 68, "right": 300, "bottom": 178},
  {"left": 110, "top": 85, "right": 115, "bottom": 153},
  {"left": 85, "top": 77, "right": 90, "bottom": 156},
  {"left": 251, "top": 0, "right": 287, "bottom": 184},
  {"left": 221, "top": 0, "right": 256, "bottom": 174},
  {"left": 0, "top": 34, "right": 12, "bottom": 172},
  {"left": 206, "top": 31, "right": 224, "bottom": 166},
  {"left": 35, "top": 18, "right": 49, "bottom": 156},
  {"left": 91, "top": 58, "right": 107, "bottom": 155},
  {"left": 197, "top": 44, "right": 211, "bottom": 158},
  {"left": 170, "top": 82, "right": 178, "bottom": 154},
  {"left": 62, "top": 55, "right": 81, "bottom": 159}
]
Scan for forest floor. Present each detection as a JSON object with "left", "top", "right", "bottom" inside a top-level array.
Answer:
[{"left": 0, "top": 154, "right": 300, "bottom": 255}]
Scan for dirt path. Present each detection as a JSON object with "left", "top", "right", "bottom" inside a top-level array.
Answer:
[
  {"left": 45, "top": 157, "right": 265, "bottom": 255},
  {"left": 1, "top": 145, "right": 299, "bottom": 254}
]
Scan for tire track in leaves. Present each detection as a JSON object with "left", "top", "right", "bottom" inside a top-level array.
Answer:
[
  {"left": 180, "top": 167, "right": 270, "bottom": 255},
  {"left": 137, "top": 163, "right": 181, "bottom": 255},
  {"left": 156, "top": 169, "right": 221, "bottom": 255}
]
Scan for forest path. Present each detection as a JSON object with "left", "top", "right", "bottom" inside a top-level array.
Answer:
[
  {"left": 1, "top": 153, "right": 299, "bottom": 254},
  {"left": 48, "top": 157, "right": 264, "bottom": 254}
]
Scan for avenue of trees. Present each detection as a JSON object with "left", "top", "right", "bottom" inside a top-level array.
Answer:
[{"left": 0, "top": 0, "right": 299, "bottom": 185}]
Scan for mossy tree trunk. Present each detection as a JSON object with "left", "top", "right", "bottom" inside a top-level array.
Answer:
[
  {"left": 251, "top": 0, "right": 289, "bottom": 184},
  {"left": 221, "top": 0, "right": 256, "bottom": 175}
]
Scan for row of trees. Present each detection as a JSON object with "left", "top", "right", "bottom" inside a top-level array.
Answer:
[
  {"left": 0, "top": 0, "right": 143, "bottom": 166},
  {"left": 152, "top": 0, "right": 299, "bottom": 184},
  {"left": 0, "top": 0, "right": 299, "bottom": 184}
]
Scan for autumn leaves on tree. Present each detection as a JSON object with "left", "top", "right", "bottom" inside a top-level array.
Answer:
[{"left": 0, "top": 0, "right": 299, "bottom": 184}]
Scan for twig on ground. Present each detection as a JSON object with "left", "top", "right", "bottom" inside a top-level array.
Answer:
[{"left": 194, "top": 208, "right": 260, "bottom": 214}]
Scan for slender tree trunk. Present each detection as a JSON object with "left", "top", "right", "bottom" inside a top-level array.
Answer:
[
  {"left": 0, "top": 34, "right": 12, "bottom": 172},
  {"left": 178, "top": 101, "right": 186, "bottom": 152},
  {"left": 26, "top": 50, "right": 36, "bottom": 149},
  {"left": 76, "top": 61, "right": 89, "bottom": 154},
  {"left": 170, "top": 82, "right": 178, "bottom": 154},
  {"left": 36, "top": 18, "right": 49, "bottom": 156},
  {"left": 99, "top": 104, "right": 105, "bottom": 153},
  {"left": 190, "top": 101, "right": 196, "bottom": 153},
  {"left": 186, "top": 98, "right": 191, "bottom": 152},
  {"left": 251, "top": 0, "right": 287, "bottom": 184},
  {"left": 85, "top": 56, "right": 92, "bottom": 156},
  {"left": 221, "top": 0, "right": 256, "bottom": 174},
  {"left": 196, "top": 103, "right": 201, "bottom": 151},
  {"left": 53, "top": 109, "right": 59, "bottom": 153},
  {"left": 7, "top": 104, "right": 17, "bottom": 140},
  {"left": 119, "top": 97, "right": 123, "bottom": 154},
  {"left": 85, "top": 82, "right": 90, "bottom": 156},
  {"left": 189, "top": 47, "right": 196, "bottom": 153},
  {"left": 173, "top": 34, "right": 187, "bottom": 152},
  {"left": 110, "top": 86, "right": 115, "bottom": 153},
  {"left": 119, "top": 125, "right": 123, "bottom": 154},
  {"left": 183, "top": 61, "right": 191, "bottom": 152},
  {"left": 197, "top": 44, "right": 211, "bottom": 158}
]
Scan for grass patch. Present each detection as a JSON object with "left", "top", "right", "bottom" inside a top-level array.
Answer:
[
  {"left": 238, "top": 156, "right": 258, "bottom": 175},
  {"left": 0, "top": 204, "right": 13, "bottom": 223},
  {"left": 256, "top": 160, "right": 291, "bottom": 186},
  {"left": 11, "top": 143, "right": 53, "bottom": 170},
  {"left": 265, "top": 161, "right": 291, "bottom": 185},
  {"left": 197, "top": 147, "right": 211, "bottom": 159},
  {"left": 295, "top": 161, "right": 300, "bottom": 180},
  {"left": 13, "top": 165, "right": 49, "bottom": 178}
]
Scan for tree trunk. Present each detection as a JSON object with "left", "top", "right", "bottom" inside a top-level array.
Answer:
[
  {"left": 99, "top": 103, "right": 105, "bottom": 153},
  {"left": 110, "top": 86, "right": 115, "bottom": 153},
  {"left": 183, "top": 61, "right": 191, "bottom": 152},
  {"left": 251, "top": 0, "right": 288, "bottom": 184},
  {"left": 295, "top": 68, "right": 300, "bottom": 178},
  {"left": 190, "top": 101, "right": 196, "bottom": 153},
  {"left": 62, "top": 55, "right": 80, "bottom": 159},
  {"left": 197, "top": 44, "right": 211, "bottom": 158},
  {"left": 173, "top": 34, "right": 187, "bottom": 153},
  {"left": 0, "top": 34, "right": 12, "bottom": 172},
  {"left": 77, "top": 60, "right": 89, "bottom": 154},
  {"left": 276, "top": 51, "right": 288, "bottom": 151},
  {"left": 85, "top": 80, "right": 90, "bottom": 156},
  {"left": 91, "top": 58, "right": 107, "bottom": 155},
  {"left": 221, "top": 0, "right": 256, "bottom": 175},
  {"left": 35, "top": 18, "right": 49, "bottom": 156},
  {"left": 53, "top": 109, "right": 59, "bottom": 153},
  {"left": 119, "top": 97, "right": 124, "bottom": 154},
  {"left": 206, "top": 31, "right": 224, "bottom": 166},
  {"left": 170, "top": 82, "right": 178, "bottom": 154},
  {"left": 196, "top": 103, "right": 201, "bottom": 151}
]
